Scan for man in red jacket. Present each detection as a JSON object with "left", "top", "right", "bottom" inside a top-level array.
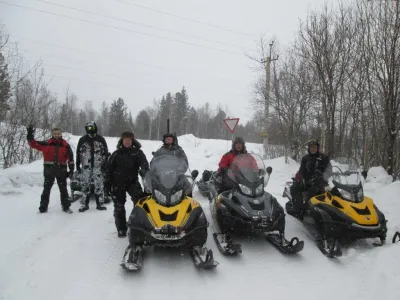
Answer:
[
  {"left": 27, "top": 125, "right": 75, "bottom": 214},
  {"left": 216, "top": 137, "right": 247, "bottom": 192}
]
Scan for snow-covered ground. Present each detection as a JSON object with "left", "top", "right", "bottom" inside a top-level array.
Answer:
[{"left": 0, "top": 134, "right": 399, "bottom": 300}]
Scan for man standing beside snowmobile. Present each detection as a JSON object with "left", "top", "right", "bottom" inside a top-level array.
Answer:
[
  {"left": 288, "top": 139, "right": 331, "bottom": 217},
  {"left": 75, "top": 121, "right": 108, "bottom": 212},
  {"left": 26, "top": 125, "right": 74, "bottom": 214},
  {"left": 215, "top": 137, "right": 247, "bottom": 193},
  {"left": 105, "top": 131, "right": 149, "bottom": 237}
]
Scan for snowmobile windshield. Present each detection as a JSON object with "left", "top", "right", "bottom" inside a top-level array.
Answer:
[
  {"left": 329, "top": 157, "right": 364, "bottom": 202},
  {"left": 228, "top": 153, "right": 262, "bottom": 184},
  {"left": 149, "top": 155, "right": 188, "bottom": 190}
]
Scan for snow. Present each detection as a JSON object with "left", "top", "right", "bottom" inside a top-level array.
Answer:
[{"left": 1, "top": 134, "right": 399, "bottom": 300}]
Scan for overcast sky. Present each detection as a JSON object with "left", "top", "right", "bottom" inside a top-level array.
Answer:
[{"left": 0, "top": 0, "right": 347, "bottom": 124}]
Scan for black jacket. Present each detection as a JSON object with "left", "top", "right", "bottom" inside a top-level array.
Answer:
[
  {"left": 299, "top": 151, "right": 331, "bottom": 182},
  {"left": 152, "top": 144, "right": 188, "bottom": 164},
  {"left": 106, "top": 139, "right": 149, "bottom": 187}
]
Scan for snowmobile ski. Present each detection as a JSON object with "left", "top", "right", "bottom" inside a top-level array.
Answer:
[
  {"left": 393, "top": 232, "right": 400, "bottom": 243},
  {"left": 120, "top": 245, "right": 143, "bottom": 271},
  {"left": 316, "top": 238, "right": 342, "bottom": 258},
  {"left": 265, "top": 233, "right": 304, "bottom": 254},
  {"left": 191, "top": 246, "right": 219, "bottom": 269},
  {"left": 213, "top": 232, "right": 242, "bottom": 256}
]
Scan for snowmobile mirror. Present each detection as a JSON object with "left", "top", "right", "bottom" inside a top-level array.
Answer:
[
  {"left": 266, "top": 166, "right": 272, "bottom": 175},
  {"left": 191, "top": 170, "right": 199, "bottom": 179},
  {"left": 361, "top": 170, "right": 367, "bottom": 180}
]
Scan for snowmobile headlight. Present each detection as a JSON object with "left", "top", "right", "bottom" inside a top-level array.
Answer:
[
  {"left": 239, "top": 184, "right": 252, "bottom": 196},
  {"left": 154, "top": 190, "right": 167, "bottom": 205},
  {"left": 255, "top": 183, "right": 264, "bottom": 196},
  {"left": 338, "top": 188, "right": 355, "bottom": 202},
  {"left": 170, "top": 190, "right": 183, "bottom": 206}
]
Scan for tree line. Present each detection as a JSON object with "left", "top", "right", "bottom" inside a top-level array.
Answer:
[{"left": 251, "top": 0, "right": 400, "bottom": 179}]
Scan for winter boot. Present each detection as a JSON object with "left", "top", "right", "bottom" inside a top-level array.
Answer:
[
  {"left": 79, "top": 195, "right": 90, "bottom": 212},
  {"left": 118, "top": 229, "right": 127, "bottom": 238},
  {"left": 95, "top": 194, "right": 107, "bottom": 210},
  {"left": 39, "top": 206, "right": 48, "bottom": 213},
  {"left": 63, "top": 207, "right": 73, "bottom": 214},
  {"left": 79, "top": 206, "right": 89, "bottom": 212}
]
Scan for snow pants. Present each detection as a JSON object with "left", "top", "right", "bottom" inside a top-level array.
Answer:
[
  {"left": 40, "top": 165, "right": 70, "bottom": 211},
  {"left": 113, "top": 181, "right": 144, "bottom": 231},
  {"left": 80, "top": 167, "right": 104, "bottom": 206}
]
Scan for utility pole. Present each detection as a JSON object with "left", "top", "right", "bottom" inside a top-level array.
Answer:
[{"left": 261, "top": 41, "right": 279, "bottom": 158}]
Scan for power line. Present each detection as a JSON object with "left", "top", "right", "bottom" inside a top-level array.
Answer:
[
  {"left": 8, "top": 35, "right": 243, "bottom": 82},
  {"left": 115, "top": 0, "right": 256, "bottom": 38},
  {"left": 0, "top": 0, "right": 244, "bottom": 56},
  {"left": 33, "top": 0, "right": 251, "bottom": 51}
]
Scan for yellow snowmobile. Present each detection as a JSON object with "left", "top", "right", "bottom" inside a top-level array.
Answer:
[
  {"left": 284, "top": 157, "right": 387, "bottom": 257},
  {"left": 120, "top": 154, "right": 219, "bottom": 271}
]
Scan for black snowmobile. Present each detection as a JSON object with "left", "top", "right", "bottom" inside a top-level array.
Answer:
[
  {"left": 197, "top": 153, "right": 304, "bottom": 256},
  {"left": 283, "top": 157, "right": 388, "bottom": 257},
  {"left": 120, "top": 154, "right": 219, "bottom": 271}
]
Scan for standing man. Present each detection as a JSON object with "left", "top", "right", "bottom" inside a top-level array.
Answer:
[
  {"left": 27, "top": 125, "right": 74, "bottom": 214},
  {"left": 76, "top": 121, "right": 109, "bottom": 212},
  {"left": 105, "top": 131, "right": 149, "bottom": 237}
]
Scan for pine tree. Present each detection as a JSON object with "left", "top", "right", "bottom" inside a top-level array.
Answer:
[
  {"left": 0, "top": 52, "right": 11, "bottom": 120},
  {"left": 108, "top": 97, "right": 129, "bottom": 136}
]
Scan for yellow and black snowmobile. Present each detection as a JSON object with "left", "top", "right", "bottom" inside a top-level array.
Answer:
[
  {"left": 283, "top": 158, "right": 387, "bottom": 257},
  {"left": 120, "top": 154, "right": 219, "bottom": 271}
]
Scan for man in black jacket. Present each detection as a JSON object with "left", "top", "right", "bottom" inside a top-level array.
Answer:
[
  {"left": 288, "top": 139, "right": 332, "bottom": 216},
  {"left": 105, "top": 131, "right": 149, "bottom": 237},
  {"left": 152, "top": 133, "right": 188, "bottom": 163},
  {"left": 76, "top": 121, "right": 109, "bottom": 212}
]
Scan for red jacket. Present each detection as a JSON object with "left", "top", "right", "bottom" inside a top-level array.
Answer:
[
  {"left": 219, "top": 150, "right": 249, "bottom": 173},
  {"left": 28, "top": 138, "right": 74, "bottom": 170}
]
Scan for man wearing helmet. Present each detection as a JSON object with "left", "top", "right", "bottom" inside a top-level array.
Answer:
[
  {"left": 76, "top": 121, "right": 109, "bottom": 212},
  {"left": 152, "top": 133, "right": 188, "bottom": 163},
  {"left": 288, "top": 139, "right": 331, "bottom": 217},
  {"left": 151, "top": 133, "right": 192, "bottom": 196}
]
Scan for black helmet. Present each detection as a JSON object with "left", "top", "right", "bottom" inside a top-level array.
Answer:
[{"left": 85, "top": 121, "right": 97, "bottom": 135}]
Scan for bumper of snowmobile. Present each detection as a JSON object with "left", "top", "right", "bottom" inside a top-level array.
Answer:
[
  {"left": 129, "top": 225, "right": 208, "bottom": 247},
  {"left": 222, "top": 212, "right": 285, "bottom": 233},
  {"left": 320, "top": 220, "right": 387, "bottom": 240}
]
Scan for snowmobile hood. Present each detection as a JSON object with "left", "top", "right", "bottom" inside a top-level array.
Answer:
[
  {"left": 133, "top": 196, "right": 205, "bottom": 233},
  {"left": 310, "top": 193, "right": 380, "bottom": 226}
]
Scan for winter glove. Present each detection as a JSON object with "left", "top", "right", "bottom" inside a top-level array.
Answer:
[
  {"left": 68, "top": 170, "right": 74, "bottom": 179},
  {"left": 220, "top": 167, "right": 228, "bottom": 175},
  {"left": 26, "top": 125, "right": 35, "bottom": 141}
]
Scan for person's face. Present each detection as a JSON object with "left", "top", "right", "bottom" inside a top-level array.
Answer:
[
  {"left": 165, "top": 137, "right": 173, "bottom": 145},
  {"left": 309, "top": 144, "right": 318, "bottom": 154},
  {"left": 52, "top": 130, "right": 62, "bottom": 139},
  {"left": 123, "top": 138, "right": 132, "bottom": 147},
  {"left": 234, "top": 143, "right": 243, "bottom": 152}
]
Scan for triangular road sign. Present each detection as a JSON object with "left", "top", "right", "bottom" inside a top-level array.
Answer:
[{"left": 223, "top": 118, "right": 239, "bottom": 133}]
